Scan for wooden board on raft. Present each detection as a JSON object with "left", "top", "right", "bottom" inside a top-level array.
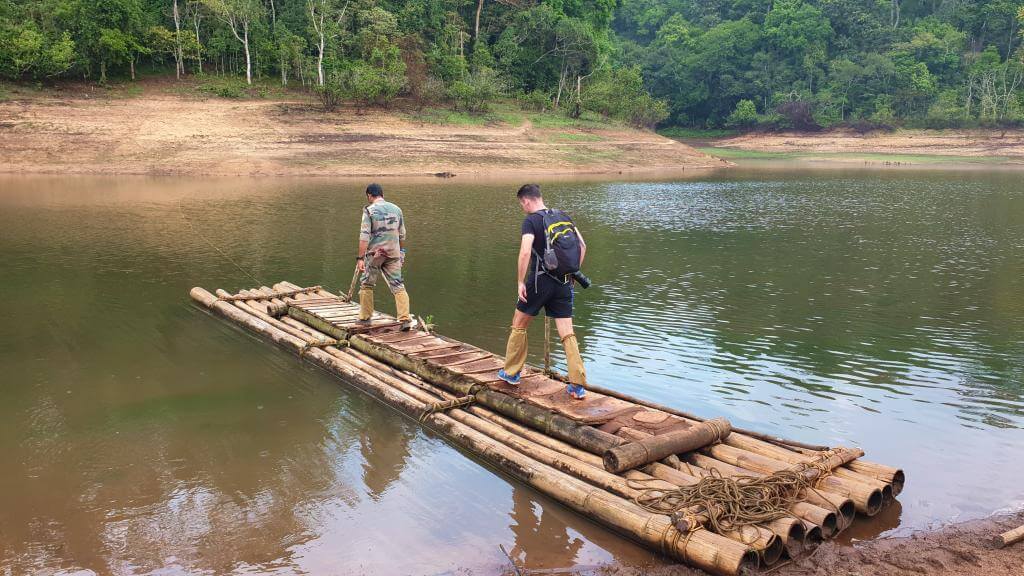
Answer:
[{"left": 190, "top": 281, "right": 907, "bottom": 576}]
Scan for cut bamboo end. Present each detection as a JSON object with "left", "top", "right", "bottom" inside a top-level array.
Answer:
[
  {"left": 995, "top": 524, "right": 1024, "bottom": 548},
  {"left": 802, "top": 520, "right": 823, "bottom": 551}
]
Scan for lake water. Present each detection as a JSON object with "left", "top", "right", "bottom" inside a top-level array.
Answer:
[{"left": 1, "top": 167, "right": 1022, "bottom": 575}]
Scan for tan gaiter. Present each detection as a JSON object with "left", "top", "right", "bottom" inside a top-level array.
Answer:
[
  {"left": 503, "top": 327, "right": 529, "bottom": 375},
  {"left": 561, "top": 333, "right": 588, "bottom": 385},
  {"left": 394, "top": 289, "right": 411, "bottom": 321},
  {"left": 358, "top": 288, "right": 374, "bottom": 321}
]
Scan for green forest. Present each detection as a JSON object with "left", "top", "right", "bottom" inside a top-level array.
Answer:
[{"left": 2, "top": 0, "right": 1023, "bottom": 129}]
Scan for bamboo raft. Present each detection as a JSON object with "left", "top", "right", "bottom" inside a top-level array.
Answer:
[{"left": 189, "top": 282, "right": 905, "bottom": 575}]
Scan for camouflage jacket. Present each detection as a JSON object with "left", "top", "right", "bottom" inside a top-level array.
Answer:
[{"left": 360, "top": 200, "right": 406, "bottom": 257}]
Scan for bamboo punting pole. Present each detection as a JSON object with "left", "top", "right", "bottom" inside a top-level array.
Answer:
[
  {"left": 995, "top": 525, "right": 1024, "bottom": 548},
  {"left": 723, "top": 434, "right": 894, "bottom": 505},
  {"left": 190, "top": 286, "right": 758, "bottom": 575},
  {"left": 603, "top": 418, "right": 731, "bottom": 473}
]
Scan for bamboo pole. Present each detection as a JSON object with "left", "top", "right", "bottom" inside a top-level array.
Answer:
[
  {"left": 723, "top": 434, "right": 894, "bottom": 505},
  {"left": 190, "top": 286, "right": 758, "bottom": 575},
  {"left": 995, "top": 524, "right": 1024, "bottom": 548},
  {"left": 603, "top": 418, "right": 732, "bottom": 473},
  {"left": 703, "top": 444, "right": 881, "bottom": 516}
]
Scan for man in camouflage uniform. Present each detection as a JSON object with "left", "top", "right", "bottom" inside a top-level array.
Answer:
[{"left": 356, "top": 183, "right": 414, "bottom": 330}]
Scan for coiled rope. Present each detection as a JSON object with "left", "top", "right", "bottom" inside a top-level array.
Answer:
[{"left": 630, "top": 450, "right": 840, "bottom": 536}]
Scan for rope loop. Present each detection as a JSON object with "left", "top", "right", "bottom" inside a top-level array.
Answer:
[{"left": 418, "top": 395, "right": 475, "bottom": 421}]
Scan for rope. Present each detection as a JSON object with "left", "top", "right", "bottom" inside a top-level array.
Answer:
[
  {"left": 631, "top": 450, "right": 841, "bottom": 537},
  {"left": 177, "top": 196, "right": 264, "bottom": 286},
  {"left": 298, "top": 339, "right": 341, "bottom": 356},
  {"left": 418, "top": 395, "right": 475, "bottom": 421}
]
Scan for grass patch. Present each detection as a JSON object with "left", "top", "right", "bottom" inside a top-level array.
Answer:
[
  {"left": 528, "top": 110, "right": 616, "bottom": 130},
  {"left": 408, "top": 105, "right": 525, "bottom": 127},
  {"left": 698, "top": 146, "right": 1021, "bottom": 165},
  {"left": 560, "top": 145, "right": 622, "bottom": 164},
  {"left": 549, "top": 132, "right": 605, "bottom": 142},
  {"left": 176, "top": 75, "right": 291, "bottom": 99},
  {"left": 659, "top": 127, "right": 738, "bottom": 139}
]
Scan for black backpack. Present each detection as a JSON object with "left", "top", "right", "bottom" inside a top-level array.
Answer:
[{"left": 534, "top": 209, "right": 581, "bottom": 278}]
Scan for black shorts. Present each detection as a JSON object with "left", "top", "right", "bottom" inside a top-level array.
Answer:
[{"left": 517, "top": 273, "right": 574, "bottom": 318}]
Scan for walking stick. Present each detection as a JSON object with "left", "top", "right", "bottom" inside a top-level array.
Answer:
[
  {"left": 345, "top": 264, "right": 360, "bottom": 302},
  {"left": 544, "top": 315, "right": 552, "bottom": 374}
]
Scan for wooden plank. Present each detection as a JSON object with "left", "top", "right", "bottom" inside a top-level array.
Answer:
[
  {"left": 431, "top": 351, "right": 492, "bottom": 367},
  {"left": 372, "top": 331, "right": 426, "bottom": 344},
  {"left": 414, "top": 344, "right": 472, "bottom": 358},
  {"left": 286, "top": 306, "right": 348, "bottom": 340},
  {"left": 409, "top": 342, "right": 461, "bottom": 354},
  {"left": 452, "top": 358, "right": 507, "bottom": 375},
  {"left": 389, "top": 336, "right": 445, "bottom": 351}
]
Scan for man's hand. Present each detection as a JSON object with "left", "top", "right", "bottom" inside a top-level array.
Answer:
[
  {"left": 357, "top": 258, "right": 366, "bottom": 273},
  {"left": 518, "top": 281, "right": 528, "bottom": 303}
]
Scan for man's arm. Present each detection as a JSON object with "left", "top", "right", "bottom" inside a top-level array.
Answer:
[
  {"left": 517, "top": 233, "right": 534, "bottom": 302},
  {"left": 357, "top": 210, "right": 371, "bottom": 271}
]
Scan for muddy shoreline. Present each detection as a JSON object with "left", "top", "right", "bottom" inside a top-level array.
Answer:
[{"left": 571, "top": 510, "right": 1024, "bottom": 576}]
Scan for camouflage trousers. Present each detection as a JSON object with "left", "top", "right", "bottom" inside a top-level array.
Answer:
[{"left": 360, "top": 252, "right": 405, "bottom": 294}]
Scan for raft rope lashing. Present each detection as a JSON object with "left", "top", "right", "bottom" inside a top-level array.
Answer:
[
  {"left": 298, "top": 338, "right": 343, "bottom": 356},
  {"left": 218, "top": 286, "right": 324, "bottom": 302},
  {"left": 419, "top": 395, "right": 476, "bottom": 421},
  {"left": 630, "top": 450, "right": 841, "bottom": 539}
]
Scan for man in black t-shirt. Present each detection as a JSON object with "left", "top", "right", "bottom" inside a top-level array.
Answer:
[{"left": 496, "top": 184, "right": 588, "bottom": 399}]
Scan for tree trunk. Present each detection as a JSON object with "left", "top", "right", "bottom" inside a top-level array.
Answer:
[
  {"left": 193, "top": 12, "right": 202, "bottom": 74},
  {"left": 100, "top": 60, "right": 107, "bottom": 83},
  {"left": 173, "top": 0, "right": 184, "bottom": 79},
  {"left": 243, "top": 25, "right": 252, "bottom": 84},
  {"left": 474, "top": 0, "right": 483, "bottom": 39},
  {"left": 317, "top": 37, "right": 324, "bottom": 86},
  {"left": 130, "top": 56, "right": 135, "bottom": 80}
]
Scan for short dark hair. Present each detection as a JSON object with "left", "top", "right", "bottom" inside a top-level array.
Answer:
[
  {"left": 517, "top": 184, "right": 542, "bottom": 199},
  {"left": 366, "top": 183, "right": 384, "bottom": 197}
]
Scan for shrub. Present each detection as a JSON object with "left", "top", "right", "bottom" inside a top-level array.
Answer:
[
  {"left": 725, "top": 99, "right": 759, "bottom": 128},
  {"left": 448, "top": 67, "right": 505, "bottom": 113},
  {"left": 518, "top": 89, "right": 551, "bottom": 112}
]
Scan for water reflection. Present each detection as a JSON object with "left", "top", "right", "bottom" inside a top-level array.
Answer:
[{"left": 1, "top": 169, "right": 1023, "bottom": 575}]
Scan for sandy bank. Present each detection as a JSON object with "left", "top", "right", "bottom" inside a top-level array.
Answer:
[
  {"left": 705, "top": 128, "right": 1024, "bottom": 165},
  {"left": 0, "top": 82, "right": 724, "bottom": 178}
]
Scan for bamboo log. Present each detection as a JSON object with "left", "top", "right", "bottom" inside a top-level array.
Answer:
[
  {"left": 190, "top": 286, "right": 757, "bottom": 576},
  {"left": 995, "top": 525, "right": 1024, "bottom": 548},
  {"left": 603, "top": 418, "right": 731, "bottom": 473},
  {"left": 704, "top": 444, "right": 882, "bottom": 516},
  {"left": 724, "top": 434, "right": 894, "bottom": 505}
]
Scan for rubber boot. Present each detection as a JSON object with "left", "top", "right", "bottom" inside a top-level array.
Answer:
[
  {"left": 503, "top": 327, "right": 529, "bottom": 376},
  {"left": 561, "top": 333, "right": 587, "bottom": 386},
  {"left": 394, "top": 289, "right": 413, "bottom": 330},
  {"left": 358, "top": 288, "right": 374, "bottom": 322}
]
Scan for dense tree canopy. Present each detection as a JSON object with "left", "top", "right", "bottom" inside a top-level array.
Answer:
[{"left": 1, "top": 0, "right": 1023, "bottom": 128}]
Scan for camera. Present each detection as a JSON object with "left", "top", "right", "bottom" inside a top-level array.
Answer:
[{"left": 571, "top": 270, "right": 592, "bottom": 289}]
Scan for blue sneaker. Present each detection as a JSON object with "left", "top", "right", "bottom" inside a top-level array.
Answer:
[
  {"left": 567, "top": 383, "right": 586, "bottom": 400},
  {"left": 497, "top": 369, "right": 521, "bottom": 385}
]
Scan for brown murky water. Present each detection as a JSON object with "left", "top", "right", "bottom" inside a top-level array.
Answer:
[{"left": 1, "top": 168, "right": 1022, "bottom": 575}]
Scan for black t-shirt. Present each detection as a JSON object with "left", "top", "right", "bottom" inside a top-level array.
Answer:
[{"left": 521, "top": 210, "right": 549, "bottom": 259}]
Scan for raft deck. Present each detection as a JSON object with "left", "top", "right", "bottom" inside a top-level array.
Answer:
[{"left": 190, "top": 282, "right": 905, "bottom": 575}]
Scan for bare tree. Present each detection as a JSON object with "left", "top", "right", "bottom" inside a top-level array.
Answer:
[
  {"left": 308, "top": 0, "right": 348, "bottom": 86},
  {"left": 204, "top": 0, "right": 262, "bottom": 84},
  {"left": 187, "top": 1, "right": 204, "bottom": 73}
]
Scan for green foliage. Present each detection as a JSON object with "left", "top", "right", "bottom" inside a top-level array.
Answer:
[
  {"left": 2, "top": 0, "right": 1022, "bottom": 130},
  {"left": 725, "top": 99, "right": 758, "bottom": 128},
  {"left": 448, "top": 66, "right": 504, "bottom": 112}
]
